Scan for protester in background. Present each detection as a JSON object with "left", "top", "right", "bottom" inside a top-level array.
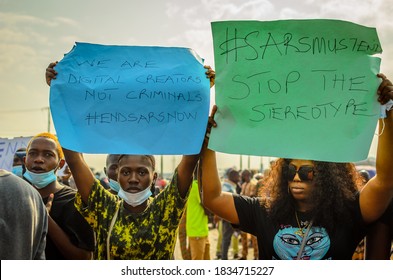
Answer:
[
  {"left": 186, "top": 165, "right": 210, "bottom": 260},
  {"left": 254, "top": 173, "right": 268, "bottom": 199},
  {"left": 214, "top": 178, "right": 240, "bottom": 259},
  {"left": 23, "top": 132, "right": 95, "bottom": 259},
  {"left": 239, "top": 169, "right": 259, "bottom": 260},
  {"left": 220, "top": 168, "right": 240, "bottom": 260},
  {"left": 214, "top": 218, "right": 241, "bottom": 260},
  {"left": 201, "top": 74, "right": 393, "bottom": 259},
  {"left": 11, "top": 147, "right": 26, "bottom": 178},
  {"left": 103, "top": 154, "right": 122, "bottom": 194},
  {"left": 232, "top": 171, "right": 241, "bottom": 259},
  {"left": 156, "top": 178, "right": 168, "bottom": 192},
  {"left": 58, "top": 163, "right": 77, "bottom": 190},
  {"left": 358, "top": 170, "right": 371, "bottom": 186},
  {"left": 214, "top": 216, "right": 223, "bottom": 259},
  {"left": 0, "top": 170, "right": 48, "bottom": 259}
]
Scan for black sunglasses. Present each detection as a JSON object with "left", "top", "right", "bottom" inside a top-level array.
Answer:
[{"left": 287, "top": 165, "right": 314, "bottom": 181}]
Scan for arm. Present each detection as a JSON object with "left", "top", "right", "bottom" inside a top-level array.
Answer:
[
  {"left": 201, "top": 148, "right": 239, "bottom": 224},
  {"left": 46, "top": 62, "right": 96, "bottom": 202},
  {"left": 63, "top": 148, "right": 96, "bottom": 204},
  {"left": 47, "top": 216, "right": 92, "bottom": 259},
  {"left": 176, "top": 154, "right": 199, "bottom": 198},
  {"left": 200, "top": 105, "right": 239, "bottom": 224},
  {"left": 360, "top": 74, "right": 393, "bottom": 223},
  {"left": 45, "top": 193, "right": 92, "bottom": 259},
  {"left": 365, "top": 221, "right": 391, "bottom": 259},
  {"left": 175, "top": 65, "right": 215, "bottom": 198}
]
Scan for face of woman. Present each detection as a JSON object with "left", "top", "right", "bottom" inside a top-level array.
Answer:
[
  {"left": 117, "top": 155, "right": 156, "bottom": 193},
  {"left": 287, "top": 159, "right": 315, "bottom": 202}
]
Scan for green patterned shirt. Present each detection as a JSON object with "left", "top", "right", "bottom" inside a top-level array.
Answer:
[{"left": 74, "top": 169, "right": 188, "bottom": 259}]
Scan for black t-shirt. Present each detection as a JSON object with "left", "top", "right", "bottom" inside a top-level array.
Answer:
[
  {"left": 233, "top": 194, "right": 367, "bottom": 260},
  {"left": 43, "top": 185, "right": 95, "bottom": 259}
]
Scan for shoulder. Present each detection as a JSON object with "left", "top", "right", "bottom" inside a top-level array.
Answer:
[
  {"left": 54, "top": 184, "right": 77, "bottom": 200},
  {"left": 0, "top": 170, "right": 39, "bottom": 198},
  {"left": 0, "top": 170, "right": 45, "bottom": 215},
  {"left": 0, "top": 169, "right": 10, "bottom": 177},
  {"left": 234, "top": 194, "right": 264, "bottom": 208}
]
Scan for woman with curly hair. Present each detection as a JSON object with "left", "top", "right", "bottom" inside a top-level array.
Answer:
[{"left": 201, "top": 74, "right": 393, "bottom": 260}]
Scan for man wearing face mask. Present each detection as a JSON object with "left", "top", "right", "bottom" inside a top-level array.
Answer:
[
  {"left": 23, "top": 132, "right": 95, "bottom": 259},
  {"left": 45, "top": 61, "right": 216, "bottom": 259},
  {"left": 65, "top": 150, "right": 198, "bottom": 259},
  {"left": 103, "top": 154, "right": 121, "bottom": 194},
  {"left": 104, "top": 153, "right": 156, "bottom": 197}
]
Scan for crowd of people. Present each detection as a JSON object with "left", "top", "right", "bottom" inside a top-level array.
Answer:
[{"left": 1, "top": 59, "right": 392, "bottom": 260}]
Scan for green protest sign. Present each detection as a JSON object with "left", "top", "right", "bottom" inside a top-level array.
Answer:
[{"left": 210, "top": 19, "right": 382, "bottom": 162}]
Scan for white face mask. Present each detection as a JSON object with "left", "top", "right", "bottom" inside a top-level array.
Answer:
[
  {"left": 117, "top": 186, "right": 152, "bottom": 207},
  {"left": 23, "top": 168, "right": 57, "bottom": 189}
]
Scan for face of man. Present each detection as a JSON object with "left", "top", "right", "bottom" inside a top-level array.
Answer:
[
  {"left": 105, "top": 154, "right": 121, "bottom": 181},
  {"left": 117, "top": 155, "right": 156, "bottom": 193},
  {"left": 241, "top": 170, "right": 251, "bottom": 183},
  {"left": 24, "top": 137, "right": 61, "bottom": 174},
  {"left": 229, "top": 170, "right": 240, "bottom": 184},
  {"left": 13, "top": 154, "right": 24, "bottom": 166}
]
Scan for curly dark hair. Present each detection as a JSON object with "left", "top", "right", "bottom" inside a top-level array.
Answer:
[{"left": 260, "top": 158, "right": 363, "bottom": 234}]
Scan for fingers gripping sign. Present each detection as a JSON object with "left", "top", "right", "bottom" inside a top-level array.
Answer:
[
  {"left": 204, "top": 65, "right": 216, "bottom": 88},
  {"left": 377, "top": 73, "right": 393, "bottom": 105},
  {"left": 46, "top": 62, "right": 58, "bottom": 86}
]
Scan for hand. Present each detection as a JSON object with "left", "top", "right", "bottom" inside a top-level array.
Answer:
[
  {"left": 204, "top": 105, "right": 218, "bottom": 145},
  {"left": 204, "top": 65, "right": 215, "bottom": 88},
  {"left": 46, "top": 61, "right": 58, "bottom": 86},
  {"left": 377, "top": 73, "right": 393, "bottom": 105},
  {"left": 45, "top": 193, "right": 54, "bottom": 214}
]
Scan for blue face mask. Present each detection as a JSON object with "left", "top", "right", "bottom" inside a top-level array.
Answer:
[
  {"left": 23, "top": 168, "right": 58, "bottom": 189},
  {"left": 108, "top": 179, "right": 120, "bottom": 193},
  {"left": 12, "top": 165, "right": 23, "bottom": 178}
]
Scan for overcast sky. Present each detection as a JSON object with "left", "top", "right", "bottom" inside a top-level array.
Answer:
[{"left": 1, "top": 0, "right": 391, "bottom": 173}]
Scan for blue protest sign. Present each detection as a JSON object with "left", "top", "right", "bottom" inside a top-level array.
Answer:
[{"left": 50, "top": 43, "right": 210, "bottom": 155}]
